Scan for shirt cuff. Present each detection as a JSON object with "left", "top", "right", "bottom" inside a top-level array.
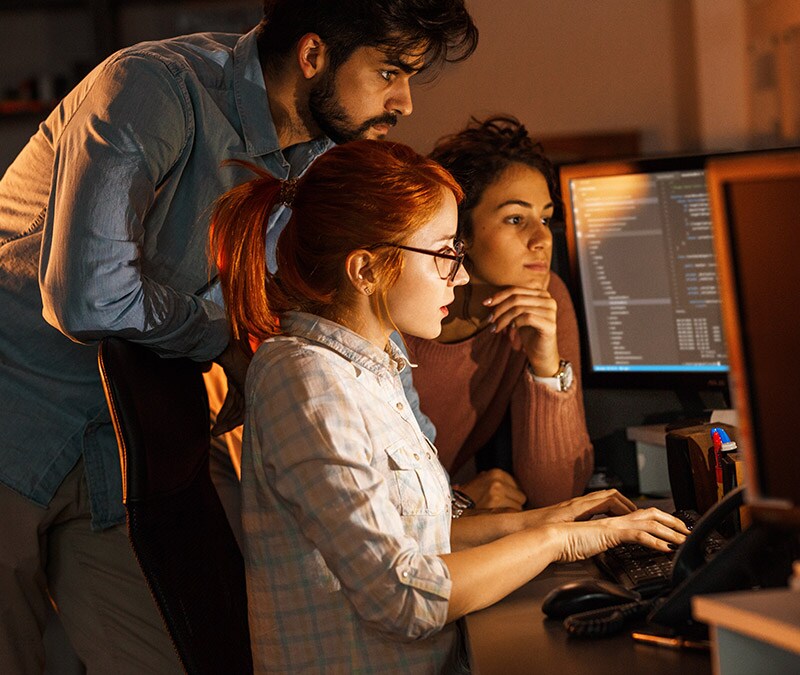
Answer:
[
  {"left": 527, "top": 363, "right": 562, "bottom": 392},
  {"left": 395, "top": 558, "right": 452, "bottom": 600}
]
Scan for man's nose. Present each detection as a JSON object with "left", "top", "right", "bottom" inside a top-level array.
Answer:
[{"left": 387, "top": 79, "right": 413, "bottom": 117}]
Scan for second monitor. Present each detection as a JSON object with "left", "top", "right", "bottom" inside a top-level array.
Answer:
[{"left": 559, "top": 154, "right": 729, "bottom": 392}]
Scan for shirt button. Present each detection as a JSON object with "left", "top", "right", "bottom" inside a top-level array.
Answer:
[
  {"left": 413, "top": 453, "right": 419, "bottom": 460},
  {"left": 427, "top": 453, "right": 431, "bottom": 459},
  {"left": 402, "top": 571, "right": 409, "bottom": 578},
  {"left": 396, "top": 402, "right": 404, "bottom": 410}
]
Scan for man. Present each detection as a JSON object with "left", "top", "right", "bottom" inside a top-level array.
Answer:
[{"left": 0, "top": 1, "right": 477, "bottom": 671}]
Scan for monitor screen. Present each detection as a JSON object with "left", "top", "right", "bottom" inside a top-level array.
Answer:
[
  {"left": 559, "top": 155, "right": 729, "bottom": 390},
  {"left": 707, "top": 148, "right": 800, "bottom": 526}
]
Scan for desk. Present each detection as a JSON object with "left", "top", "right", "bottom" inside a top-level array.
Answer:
[
  {"left": 465, "top": 560, "right": 712, "bottom": 675},
  {"left": 693, "top": 588, "right": 800, "bottom": 674}
]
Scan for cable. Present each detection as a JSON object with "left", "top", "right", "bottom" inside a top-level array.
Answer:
[{"left": 563, "top": 599, "right": 656, "bottom": 638}]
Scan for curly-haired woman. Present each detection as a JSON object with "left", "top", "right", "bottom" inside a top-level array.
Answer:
[{"left": 406, "top": 116, "right": 593, "bottom": 511}]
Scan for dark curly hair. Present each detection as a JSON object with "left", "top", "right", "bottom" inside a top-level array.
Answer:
[
  {"left": 429, "top": 115, "right": 558, "bottom": 244},
  {"left": 258, "top": 0, "right": 478, "bottom": 77}
]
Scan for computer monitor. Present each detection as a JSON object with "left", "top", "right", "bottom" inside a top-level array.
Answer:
[
  {"left": 706, "top": 148, "right": 800, "bottom": 528},
  {"left": 559, "top": 155, "right": 729, "bottom": 392}
]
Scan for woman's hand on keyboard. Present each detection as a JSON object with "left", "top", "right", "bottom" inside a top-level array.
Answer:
[
  {"left": 536, "top": 489, "right": 639, "bottom": 524},
  {"left": 549, "top": 508, "right": 691, "bottom": 562}
]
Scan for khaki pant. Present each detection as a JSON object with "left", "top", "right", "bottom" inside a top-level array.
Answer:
[
  {"left": 0, "top": 459, "right": 182, "bottom": 675},
  {"left": 205, "top": 363, "right": 244, "bottom": 547}
]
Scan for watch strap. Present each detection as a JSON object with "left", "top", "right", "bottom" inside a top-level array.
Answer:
[{"left": 530, "top": 359, "right": 573, "bottom": 392}]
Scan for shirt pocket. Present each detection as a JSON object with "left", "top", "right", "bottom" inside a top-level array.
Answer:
[{"left": 385, "top": 441, "right": 449, "bottom": 516}]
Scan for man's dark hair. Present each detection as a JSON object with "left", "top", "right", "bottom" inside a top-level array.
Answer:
[
  {"left": 258, "top": 0, "right": 478, "bottom": 75},
  {"left": 429, "top": 115, "right": 559, "bottom": 244}
]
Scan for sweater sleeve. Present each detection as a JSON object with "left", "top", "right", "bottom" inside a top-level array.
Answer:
[{"left": 510, "top": 274, "right": 594, "bottom": 507}]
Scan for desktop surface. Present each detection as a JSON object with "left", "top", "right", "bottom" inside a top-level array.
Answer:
[{"left": 465, "top": 560, "right": 712, "bottom": 675}]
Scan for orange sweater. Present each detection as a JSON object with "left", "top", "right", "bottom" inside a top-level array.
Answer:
[{"left": 405, "top": 274, "right": 593, "bottom": 507}]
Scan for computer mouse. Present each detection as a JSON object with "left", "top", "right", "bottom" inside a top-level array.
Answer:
[{"left": 541, "top": 578, "right": 641, "bottom": 620}]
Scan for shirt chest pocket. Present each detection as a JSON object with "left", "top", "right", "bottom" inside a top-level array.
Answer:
[{"left": 385, "top": 441, "right": 449, "bottom": 517}]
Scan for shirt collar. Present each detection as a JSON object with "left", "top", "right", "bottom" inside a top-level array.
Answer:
[
  {"left": 281, "top": 312, "right": 410, "bottom": 377},
  {"left": 233, "top": 27, "right": 334, "bottom": 161}
]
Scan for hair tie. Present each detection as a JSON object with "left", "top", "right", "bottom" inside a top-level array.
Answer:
[{"left": 278, "top": 178, "right": 298, "bottom": 206}]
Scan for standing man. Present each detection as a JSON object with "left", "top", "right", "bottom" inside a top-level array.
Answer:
[{"left": 0, "top": 1, "right": 478, "bottom": 672}]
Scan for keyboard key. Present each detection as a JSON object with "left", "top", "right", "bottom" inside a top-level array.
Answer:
[{"left": 593, "top": 508, "right": 727, "bottom": 595}]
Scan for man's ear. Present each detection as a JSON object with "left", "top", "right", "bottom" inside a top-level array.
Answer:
[
  {"left": 296, "top": 33, "right": 328, "bottom": 80},
  {"left": 345, "top": 250, "right": 378, "bottom": 296}
]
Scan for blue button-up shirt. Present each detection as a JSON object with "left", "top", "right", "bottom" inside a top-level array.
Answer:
[
  {"left": 0, "top": 28, "right": 336, "bottom": 528},
  {"left": 0, "top": 27, "right": 435, "bottom": 529}
]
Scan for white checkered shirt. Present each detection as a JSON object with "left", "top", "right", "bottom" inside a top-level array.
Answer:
[{"left": 242, "top": 312, "right": 459, "bottom": 673}]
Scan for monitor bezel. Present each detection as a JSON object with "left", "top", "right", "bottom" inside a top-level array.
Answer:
[
  {"left": 706, "top": 148, "right": 800, "bottom": 526},
  {"left": 558, "top": 152, "right": 731, "bottom": 392}
]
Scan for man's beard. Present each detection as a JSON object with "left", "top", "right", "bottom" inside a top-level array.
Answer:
[{"left": 307, "top": 68, "right": 397, "bottom": 144}]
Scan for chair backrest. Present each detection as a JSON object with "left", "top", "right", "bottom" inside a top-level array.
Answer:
[{"left": 98, "top": 337, "right": 252, "bottom": 675}]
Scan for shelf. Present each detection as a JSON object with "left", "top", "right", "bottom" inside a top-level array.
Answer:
[
  {"left": 0, "top": 0, "right": 238, "bottom": 9},
  {"left": 0, "top": 0, "right": 259, "bottom": 127},
  {"left": 0, "top": 101, "right": 56, "bottom": 118},
  {"left": 0, "top": 1, "right": 88, "bottom": 10}
]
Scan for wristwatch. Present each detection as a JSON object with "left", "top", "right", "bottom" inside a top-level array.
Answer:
[
  {"left": 554, "top": 359, "right": 574, "bottom": 392},
  {"left": 451, "top": 488, "right": 476, "bottom": 519},
  {"left": 530, "top": 359, "right": 574, "bottom": 392}
]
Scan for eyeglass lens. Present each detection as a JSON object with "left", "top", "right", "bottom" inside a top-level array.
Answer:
[{"left": 435, "top": 247, "right": 462, "bottom": 282}]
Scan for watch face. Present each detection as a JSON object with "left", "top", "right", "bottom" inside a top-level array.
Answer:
[{"left": 558, "top": 361, "right": 574, "bottom": 391}]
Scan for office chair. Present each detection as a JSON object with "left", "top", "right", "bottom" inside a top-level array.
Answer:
[{"left": 97, "top": 337, "right": 253, "bottom": 675}]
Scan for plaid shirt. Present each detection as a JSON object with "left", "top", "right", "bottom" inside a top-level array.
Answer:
[{"left": 242, "top": 312, "right": 459, "bottom": 673}]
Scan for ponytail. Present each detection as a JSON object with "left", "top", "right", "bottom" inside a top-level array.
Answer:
[
  {"left": 209, "top": 164, "right": 285, "bottom": 354},
  {"left": 209, "top": 140, "right": 464, "bottom": 355}
]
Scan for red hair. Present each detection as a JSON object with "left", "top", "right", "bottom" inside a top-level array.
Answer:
[{"left": 209, "top": 140, "right": 463, "bottom": 354}]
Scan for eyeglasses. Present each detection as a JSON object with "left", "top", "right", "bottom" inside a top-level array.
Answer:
[{"left": 371, "top": 240, "right": 465, "bottom": 282}]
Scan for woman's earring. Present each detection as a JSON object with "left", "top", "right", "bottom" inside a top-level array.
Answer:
[{"left": 364, "top": 286, "right": 373, "bottom": 295}]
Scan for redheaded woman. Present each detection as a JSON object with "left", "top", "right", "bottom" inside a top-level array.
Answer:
[{"left": 210, "top": 140, "right": 688, "bottom": 673}]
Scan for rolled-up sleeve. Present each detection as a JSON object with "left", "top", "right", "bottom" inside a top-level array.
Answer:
[
  {"left": 249, "top": 348, "right": 452, "bottom": 642},
  {"left": 39, "top": 54, "right": 228, "bottom": 360}
]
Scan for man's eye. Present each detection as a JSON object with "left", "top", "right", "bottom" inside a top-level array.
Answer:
[{"left": 380, "top": 70, "right": 398, "bottom": 81}]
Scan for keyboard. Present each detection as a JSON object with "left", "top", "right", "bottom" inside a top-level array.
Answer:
[{"left": 593, "top": 509, "right": 727, "bottom": 597}]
